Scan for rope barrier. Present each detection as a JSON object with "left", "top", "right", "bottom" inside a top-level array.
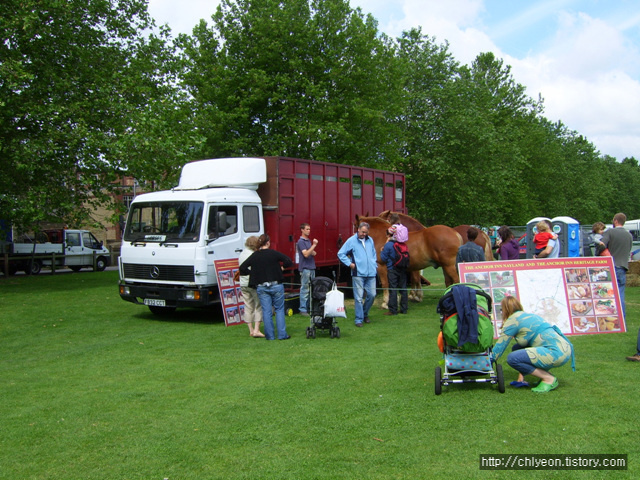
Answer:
[{"left": 285, "top": 280, "right": 448, "bottom": 295}]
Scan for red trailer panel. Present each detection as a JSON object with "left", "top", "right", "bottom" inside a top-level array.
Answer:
[{"left": 257, "top": 157, "right": 406, "bottom": 271}]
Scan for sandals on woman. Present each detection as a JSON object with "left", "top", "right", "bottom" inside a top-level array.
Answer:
[{"left": 531, "top": 377, "right": 558, "bottom": 393}]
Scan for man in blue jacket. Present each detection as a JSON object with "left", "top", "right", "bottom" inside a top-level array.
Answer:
[{"left": 338, "top": 222, "right": 378, "bottom": 327}]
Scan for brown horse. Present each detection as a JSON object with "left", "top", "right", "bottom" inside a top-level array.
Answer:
[
  {"left": 454, "top": 225, "right": 494, "bottom": 261},
  {"left": 356, "top": 214, "right": 462, "bottom": 308},
  {"left": 378, "top": 210, "right": 429, "bottom": 303}
]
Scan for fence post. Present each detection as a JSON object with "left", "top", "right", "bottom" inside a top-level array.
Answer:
[{"left": 1, "top": 253, "right": 8, "bottom": 277}]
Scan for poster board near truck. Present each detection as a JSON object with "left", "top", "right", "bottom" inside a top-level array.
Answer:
[{"left": 458, "top": 256, "right": 626, "bottom": 337}]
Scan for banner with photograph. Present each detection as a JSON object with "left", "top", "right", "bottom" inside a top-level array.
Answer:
[
  {"left": 458, "top": 256, "right": 626, "bottom": 337},
  {"left": 214, "top": 259, "right": 245, "bottom": 327}
]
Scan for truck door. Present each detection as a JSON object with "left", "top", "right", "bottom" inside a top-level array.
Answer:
[
  {"left": 83, "top": 231, "right": 105, "bottom": 264},
  {"left": 206, "top": 204, "right": 262, "bottom": 262},
  {"left": 64, "top": 231, "right": 88, "bottom": 267}
]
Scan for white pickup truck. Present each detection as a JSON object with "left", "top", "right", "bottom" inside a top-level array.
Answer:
[{"left": 1, "top": 229, "right": 111, "bottom": 275}]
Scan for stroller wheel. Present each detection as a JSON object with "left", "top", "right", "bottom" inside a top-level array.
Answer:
[
  {"left": 435, "top": 366, "right": 442, "bottom": 395},
  {"left": 311, "top": 327, "right": 316, "bottom": 339},
  {"left": 306, "top": 327, "right": 312, "bottom": 339},
  {"left": 330, "top": 328, "right": 335, "bottom": 339},
  {"left": 334, "top": 327, "right": 340, "bottom": 339},
  {"left": 497, "top": 364, "right": 505, "bottom": 393}
]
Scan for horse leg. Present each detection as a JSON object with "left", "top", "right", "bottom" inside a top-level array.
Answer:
[
  {"left": 409, "top": 270, "right": 422, "bottom": 302},
  {"left": 379, "top": 264, "right": 389, "bottom": 309},
  {"left": 442, "top": 264, "right": 460, "bottom": 287}
]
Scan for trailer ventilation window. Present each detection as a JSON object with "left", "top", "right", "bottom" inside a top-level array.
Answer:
[
  {"left": 243, "top": 205, "right": 260, "bottom": 233},
  {"left": 395, "top": 180, "right": 403, "bottom": 202},
  {"left": 375, "top": 178, "right": 383, "bottom": 201},
  {"left": 352, "top": 175, "right": 362, "bottom": 199}
]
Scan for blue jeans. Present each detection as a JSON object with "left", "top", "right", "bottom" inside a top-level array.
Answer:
[
  {"left": 299, "top": 269, "right": 315, "bottom": 313},
  {"left": 614, "top": 266, "right": 627, "bottom": 320},
  {"left": 257, "top": 283, "right": 287, "bottom": 340},
  {"left": 507, "top": 344, "right": 536, "bottom": 375},
  {"left": 352, "top": 276, "right": 376, "bottom": 325}
]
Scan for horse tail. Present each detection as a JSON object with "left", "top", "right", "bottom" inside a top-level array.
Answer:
[
  {"left": 480, "top": 231, "right": 493, "bottom": 261},
  {"left": 455, "top": 231, "right": 463, "bottom": 246}
]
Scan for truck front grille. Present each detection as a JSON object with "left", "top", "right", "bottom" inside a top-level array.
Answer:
[{"left": 123, "top": 263, "right": 195, "bottom": 282}]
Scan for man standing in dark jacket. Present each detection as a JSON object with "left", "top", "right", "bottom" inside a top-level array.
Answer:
[{"left": 456, "top": 227, "right": 485, "bottom": 266}]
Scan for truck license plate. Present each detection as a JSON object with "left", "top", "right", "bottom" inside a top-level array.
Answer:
[{"left": 144, "top": 299, "right": 166, "bottom": 307}]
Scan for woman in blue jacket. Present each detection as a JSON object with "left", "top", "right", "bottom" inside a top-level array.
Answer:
[{"left": 493, "top": 296, "right": 575, "bottom": 393}]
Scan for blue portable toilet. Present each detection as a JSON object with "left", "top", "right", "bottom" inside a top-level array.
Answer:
[
  {"left": 551, "top": 216, "right": 581, "bottom": 257},
  {"left": 525, "top": 217, "right": 551, "bottom": 259}
]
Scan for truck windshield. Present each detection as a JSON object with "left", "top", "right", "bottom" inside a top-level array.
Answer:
[{"left": 124, "top": 202, "right": 204, "bottom": 243}]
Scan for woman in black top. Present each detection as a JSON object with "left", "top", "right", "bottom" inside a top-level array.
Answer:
[{"left": 239, "top": 234, "right": 293, "bottom": 340}]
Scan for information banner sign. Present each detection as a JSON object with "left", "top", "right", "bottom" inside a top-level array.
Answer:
[
  {"left": 214, "top": 258, "right": 245, "bottom": 326},
  {"left": 458, "top": 256, "right": 626, "bottom": 337}
]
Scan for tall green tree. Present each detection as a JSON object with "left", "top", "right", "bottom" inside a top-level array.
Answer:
[
  {"left": 179, "top": 0, "right": 402, "bottom": 167},
  {"left": 0, "top": 0, "right": 189, "bottom": 231},
  {"left": 399, "top": 49, "right": 542, "bottom": 225},
  {"left": 394, "top": 28, "right": 459, "bottom": 224}
]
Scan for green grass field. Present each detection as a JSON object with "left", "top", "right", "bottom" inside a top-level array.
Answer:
[{"left": 1, "top": 269, "right": 639, "bottom": 479}]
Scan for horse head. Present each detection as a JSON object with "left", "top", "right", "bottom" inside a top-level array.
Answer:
[{"left": 378, "top": 210, "right": 425, "bottom": 231}]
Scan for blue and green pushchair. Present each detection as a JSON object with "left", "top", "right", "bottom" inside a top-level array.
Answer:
[{"left": 434, "top": 283, "right": 505, "bottom": 395}]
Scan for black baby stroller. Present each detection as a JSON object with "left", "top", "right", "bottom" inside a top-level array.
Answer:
[
  {"left": 434, "top": 283, "right": 504, "bottom": 395},
  {"left": 306, "top": 276, "right": 341, "bottom": 339}
]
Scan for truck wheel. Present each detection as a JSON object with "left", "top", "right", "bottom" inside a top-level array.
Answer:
[
  {"left": 149, "top": 305, "right": 177, "bottom": 315},
  {"left": 27, "top": 260, "right": 42, "bottom": 275},
  {"left": 96, "top": 257, "right": 107, "bottom": 271}
]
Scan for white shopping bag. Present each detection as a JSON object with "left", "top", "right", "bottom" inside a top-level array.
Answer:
[{"left": 324, "top": 286, "right": 347, "bottom": 318}]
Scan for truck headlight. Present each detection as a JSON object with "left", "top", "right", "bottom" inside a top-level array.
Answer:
[{"left": 184, "top": 290, "right": 200, "bottom": 300}]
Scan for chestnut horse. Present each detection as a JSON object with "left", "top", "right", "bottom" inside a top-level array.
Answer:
[
  {"left": 454, "top": 225, "right": 494, "bottom": 261},
  {"left": 355, "top": 214, "right": 462, "bottom": 308},
  {"left": 378, "top": 210, "right": 429, "bottom": 303}
]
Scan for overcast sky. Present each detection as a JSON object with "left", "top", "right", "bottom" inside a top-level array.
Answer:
[{"left": 147, "top": 0, "right": 640, "bottom": 161}]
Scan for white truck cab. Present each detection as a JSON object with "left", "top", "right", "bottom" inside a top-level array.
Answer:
[{"left": 118, "top": 158, "right": 266, "bottom": 314}]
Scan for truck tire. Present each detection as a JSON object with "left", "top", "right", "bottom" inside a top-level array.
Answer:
[
  {"left": 96, "top": 257, "right": 108, "bottom": 271},
  {"left": 26, "top": 260, "right": 42, "bottom": 275}
]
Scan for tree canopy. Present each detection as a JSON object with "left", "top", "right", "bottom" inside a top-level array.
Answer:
[
  {"left": 0, "top": 0, "right": 191, "bottom": 231},
  {"left": 1, "top": 0, "right": 638, "bottom": 232}
]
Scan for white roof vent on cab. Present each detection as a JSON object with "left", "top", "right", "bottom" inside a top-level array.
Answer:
[{"left": 175, "top": 157, "right": 267, "bottom": 190}]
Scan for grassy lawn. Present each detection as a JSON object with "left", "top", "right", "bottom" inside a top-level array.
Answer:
[{"left": 1, "top": 269, "right": 639, "bottom": 479}]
